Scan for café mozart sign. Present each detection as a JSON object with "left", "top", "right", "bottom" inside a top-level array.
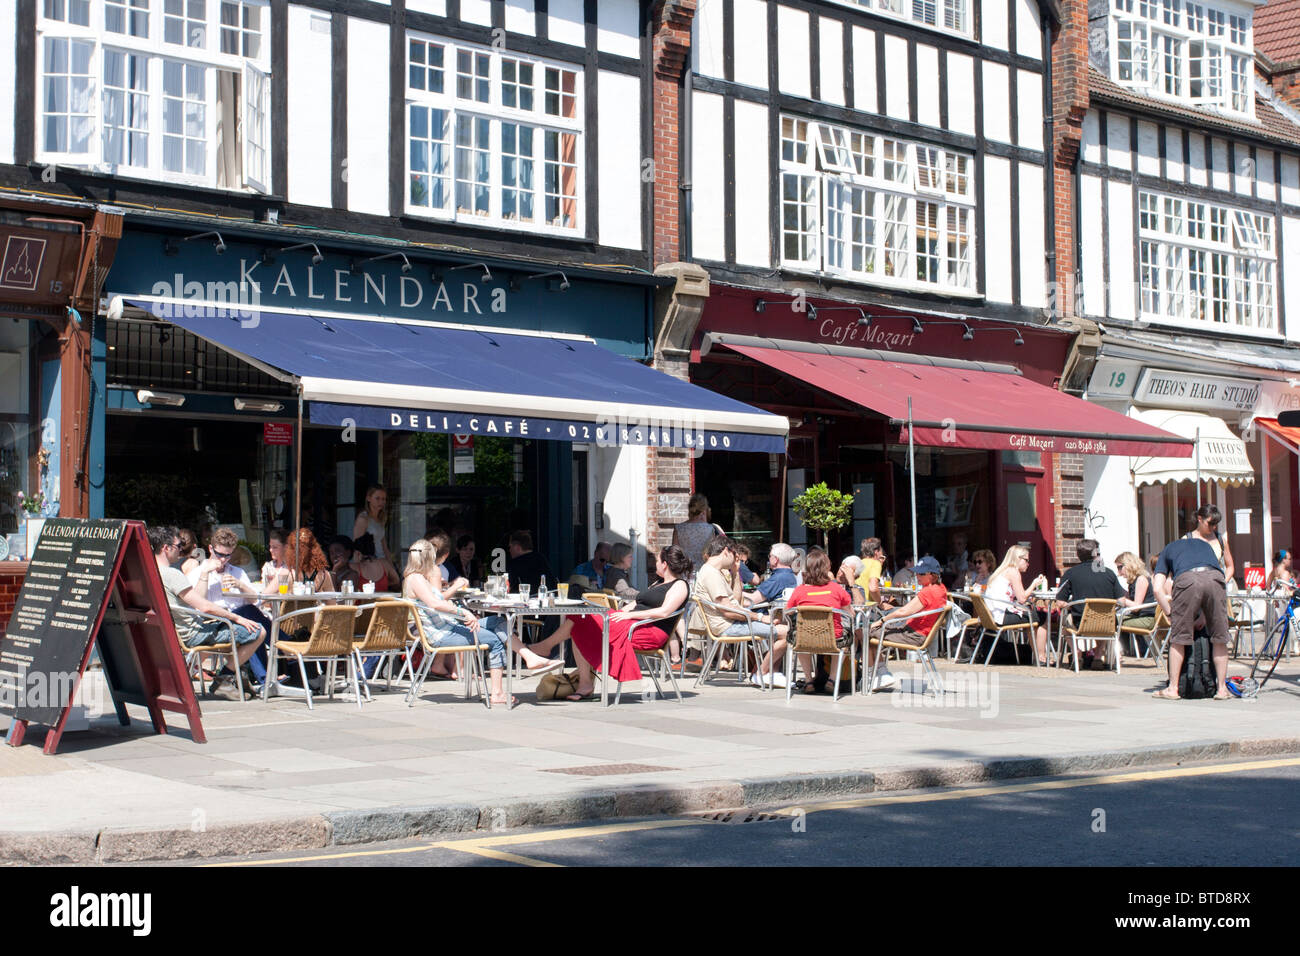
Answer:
[{"left": 1132, "top": 368, "right": 1260, "bottom": 412}]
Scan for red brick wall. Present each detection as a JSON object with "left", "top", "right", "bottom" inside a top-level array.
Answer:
[
  {"left": 1054, "top": 454, "right": 1086, "bottom": 572},
  {"left": 0, "top": 562, "right": 28, "bottom": 635},
  {"left": 650, "top": 0, "right": 694, "bottom": 267}
]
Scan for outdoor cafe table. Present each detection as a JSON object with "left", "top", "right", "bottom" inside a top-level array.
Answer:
[
  {"left": 461, "top": 596, "right": 615, "bottom": 708},
  {"left": 257, "top": 590, "right": 401, "bottom": 700}
]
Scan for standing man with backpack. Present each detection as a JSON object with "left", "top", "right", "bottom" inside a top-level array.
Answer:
[{"left": 1150, "top": 532, "right": 1231, "bottom": 701}]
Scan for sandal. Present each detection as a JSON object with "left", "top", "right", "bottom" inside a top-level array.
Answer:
[
  {"left": 564, "top": 687, "right": 597, "bottom": 701},
  {"left": 1151, "top": 687, "right": 1180, "bottom": 701},
  {"left": 490, "top": 694, "right": 518, "bottom": 707}
]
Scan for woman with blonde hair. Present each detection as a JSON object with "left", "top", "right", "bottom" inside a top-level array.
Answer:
[
  {"left": 353, "top": 485, "right": 400, "bottom": 589},
  {"left": 981, "top": 545, "right": 1050, "bottom": 663},
  {"left": 1114, "top": 551, "right": 1156, "bottom": 654},
  {"left": 402, "top": 539, "right": 561, "bottom": 705}
]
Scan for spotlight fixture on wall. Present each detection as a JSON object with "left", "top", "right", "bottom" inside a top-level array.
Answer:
[
  {"left": 961, "top": 324, "right": 974, "bottom": 341},
  {"left": 266, "top": 242, "right": 323, "bottom": 266},
  {"left": 164, "top": 231, "right": 226, "bottom": 256},
  {"left": 447, "top": 262, "right": 493, "bottom": 282},
  {"left": 809, "top": 305, "right": 869, "bottom": 327},
  {"left": 518, "top": 271, "right": 570, "bottom": 291},
  {"left": 911, "top": 317, "right": 924, "bottom": 335},
  {"left": 754, "top": 299, "right": 768, "bottom": 313},
  {"left": 1014, "top": 331, "right": 1025, "bottom": 346},
  {"left": 353, "top": 252, "right": 411, "bottom": 274}
]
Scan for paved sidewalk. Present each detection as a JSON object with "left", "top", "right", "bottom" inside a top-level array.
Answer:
[{"left": 1, "top": 656, "right": 1297, "bottom": 862}]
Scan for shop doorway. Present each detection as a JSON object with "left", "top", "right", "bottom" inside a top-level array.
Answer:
[{"left": 995, "top": 450, "right": 1055, "bottom": 577}]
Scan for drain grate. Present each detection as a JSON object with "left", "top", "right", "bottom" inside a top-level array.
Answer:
[
  {"left": 543, "top": 763, "right": 676, "bottom": 776},
  {"left": 689, "top": 809, "right": 786, "bottom": 824}
]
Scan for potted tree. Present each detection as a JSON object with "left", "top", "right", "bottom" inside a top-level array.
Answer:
[{"left": 790, "top": 482, "right": 854, "bottom": 551}]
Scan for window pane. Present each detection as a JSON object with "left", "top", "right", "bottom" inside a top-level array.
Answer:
[{"left": 1006, "top": 482, "right": 1037, "bottom": 532}]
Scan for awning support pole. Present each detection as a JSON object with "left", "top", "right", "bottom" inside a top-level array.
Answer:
[
  {"left": 1263, "top": 431, "right": 1274, "bottom": 575},
  {"left": 293, "top": 385, "right": 303, "bottom": 565},
  {"left": 909, "top": 396, "right": 918, "bottom": 566},
  {"left": 1195, "top": 427, "right": 1201, "bottom": 510}
]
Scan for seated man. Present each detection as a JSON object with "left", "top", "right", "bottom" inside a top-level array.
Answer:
[
  {"left": 572, "top": 541, "right": 611, "bottom": 590},
  {"left": 188, "top": 525, "right": 275, "bottom": 683},
  {"left": 151, "top": 524, "right": 265, "bottom": 695},
  {"left": 1056, "top": 538, "right": 1126, "bottom": 668},
  {"left": 867, "top": 556, "right": 947, "bottom": 690},
  {"left": 856, "top": 538, "right": 886, "bottom": 607},
  {"left": 691, "top": 537, "right": 789, "bottom": 686},
  {"left": 507, "top": 529, "right": 554, "bottom": 593},
  {"left": 744, "top": 542, "right": 800, "bottom": 607}
]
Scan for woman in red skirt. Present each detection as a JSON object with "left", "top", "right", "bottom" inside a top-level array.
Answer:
[{"left": 529, "top": 545, "right": 692, "bottom": 700}]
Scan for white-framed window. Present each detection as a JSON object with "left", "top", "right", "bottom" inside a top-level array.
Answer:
[
  {"left": 1110, "top": 0, "right": 1254, "bottom": 117},
  {"left": 405, "top": 32, "right": 584, "bottom": 235},
  {"left": 36, "top": 0, "right": 271, "bottom": 192},
  {"left": 822, "top": 0, "right": 970, "bottom": 38},
  {"left": 779, "top": 114, "right": 976, "bottom": 293},
  {"left": 1137, "top": 189, "right": 1275, "bottom": 332}
]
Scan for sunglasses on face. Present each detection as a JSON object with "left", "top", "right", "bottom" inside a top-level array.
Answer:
[{"left": 212, "top": 549, "right": 234, "bottom": 560}]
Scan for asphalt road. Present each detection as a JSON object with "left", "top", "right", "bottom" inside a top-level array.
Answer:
[{"left": 194, "top": 756, "right": 1300, "bottom": 868}]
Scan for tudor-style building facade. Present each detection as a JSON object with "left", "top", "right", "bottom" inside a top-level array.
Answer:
[
  {"left": 646, "top": 0, "right": 1089, "bottom": 575},
  {"left": 0, "top": 1, "right": 695, "bottom": 579},
  {"left": 1053, "top": 0, "right": 1300, "bottom": 580}
]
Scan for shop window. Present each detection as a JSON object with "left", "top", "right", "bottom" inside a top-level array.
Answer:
[
  {"left": 405, "top": 30, "right": 584, "bottom": 235},
  {"left": 1006, "top": 482, "right": 1037, "bottom": 532},
  {"left": 1109, "top": 0, "right": 1254, "bottom": 117},
  {"left": 780, "top": 114, "right": 975, "bottom": 293},
  {"left": 36, "top": 0, "right": 272, "bottom": 192},
  {"left": 1137, "top": 189, "right": 1276, "bottom": 333}
]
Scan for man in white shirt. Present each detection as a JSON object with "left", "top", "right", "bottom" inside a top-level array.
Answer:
[
  {"left": 188, "top": 525, "right": 276, "bottom": 684},
  {"left": 691, "top": 536, "right": 789, "bottom": 686},
  {"left": 152, "top": 525, "right": 265, "bottom": 694}
]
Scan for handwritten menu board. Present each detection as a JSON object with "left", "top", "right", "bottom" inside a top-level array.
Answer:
[{"left": 0, "top": 519, "right": 127, "bottom": 726}]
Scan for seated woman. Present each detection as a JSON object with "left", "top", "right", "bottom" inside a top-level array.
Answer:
[
  {"left": 402, "top": 539, "right": 561, "bottom": 706},
  {"left": 283, "top": 528, "right": 336, "bottom": 596},
  {"left": 352, "top": 534, "right": 389, "bottom": 591},
  {"left": 327, "top": 535, "right": 360, "bottom": 591},
  {"left": 981, "top": 545, "right": 1050, "bottom": 664},
  {"left": 966, "top": 549, "right": 996, "bottom": 590},
  {"left": 782, "top": 548, "right": 853, "bottom": 694},
  {"left": 603, "top": 543, "right": 638, "bottom": 601},
  {"left": 526, "top": 545, "right": 692, "bottom": 701},
  {"left": 1267, "top": 549, "right": 1293, "bottom": 592},
  {"left": 1115, "top": 551, "right": 1156, "bottom": 656}
]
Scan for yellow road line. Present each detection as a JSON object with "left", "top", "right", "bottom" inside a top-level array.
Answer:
[
  {"left": 428, "top": 817, "right": 710, "bottom": 849},
  {"left": 203, "top": 756, "right": 1300, "bottom": 866},
  {"left": 765, "top": 755, "right": 1300, "bottom": 816},
  {"left": 445, "top": 845, "right": 563, "bottom": 867},
  {"left": 203, "top": 817, "right": 709, "bottom": 867}
]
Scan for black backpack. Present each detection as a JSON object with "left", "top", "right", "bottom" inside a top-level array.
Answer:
[{"left": 1178, "top": 628, "right": 1218, "bottom": 699}]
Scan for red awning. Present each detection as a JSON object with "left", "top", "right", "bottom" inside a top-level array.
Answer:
[
  {"left": 1256, "top": 417, "right": 1300, "bottom": 454},
  {"left": 721, "top": 343, "right": 1193, "bottom": 458}
]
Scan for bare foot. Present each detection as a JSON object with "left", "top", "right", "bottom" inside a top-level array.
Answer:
[
  {"left": 1151, "top": 687, "right": 1180, "bottom": 700},
  {"left": 565, "top": 684, "right": 595, "bottom": 701},
  {"left": 490, "top": 693, "right": 517, "bottom": 706}
]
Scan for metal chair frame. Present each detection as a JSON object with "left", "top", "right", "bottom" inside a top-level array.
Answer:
[
  {"left": 865, "top": 603, "right": 951, "bottom": 698},
  {"left": 173, "top": 607, "right": 250, "bottom": 702},
  {"left": 350, "top": 600, "right": 419, "bottom": 700},
  {"left": 614, "top": 619, "right": 684, "bottom": 704},
  {"left": 270, "top": 605, "right": 365, "bottom": 710},
  {"left": 1115, "top": 602, "right": 1165, "bottom": 660},
  {"left": 402, "top": 606, "right": 493, "bottom": 709},
  {"left": 963, "top": 594, "right": 1038, "bottom": 665},
  {"left": 1056, "top": 598, "right": 1121, "bottom": 672},
  {"left": 782, "top": 605, "right": 857, "bottom": 702},
  {"left": 690, "top": 596, "right": 772, "bottom": 689}
]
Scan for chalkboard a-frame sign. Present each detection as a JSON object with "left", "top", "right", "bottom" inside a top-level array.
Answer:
[{"left": 0, "top": 518, "right": 205, "bottom": 755}]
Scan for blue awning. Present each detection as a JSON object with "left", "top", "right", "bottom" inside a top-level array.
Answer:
[{"left": 126, "top": 298, "right": 787, "bottom": 453}]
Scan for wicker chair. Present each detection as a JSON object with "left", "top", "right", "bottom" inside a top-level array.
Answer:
[
  {"left": 1117, "top": 602, "right": 1166, "bottom": 659},
  {"left": 352, "top": 601, "right": 419, "bottom": 699},
  {"left": 403, "top": 606, "right": 493, "bottom": 709},
  {"left": 271, "top": 605, "right": 365, "bottom": 710},
  {"left": 1057, "top": 599, "right": 1121, "bottom": 672},
  {"left": 582, "top": 592, "right": 618, "bottom": 609},
  {"left": 173, "top": 607, "right": 250, "bottom": 702},
  {"left": 689, "top": 596, "right": 771, "bottom": 689},
  {"left": 782, "top": 605, "right": 856, "bottom": 701},
  {"left": 866, "top": 603, "right": 951, "bottom": 697},
  {"left": 966, "top": 594, "right": 1037, "bottom": 665}
]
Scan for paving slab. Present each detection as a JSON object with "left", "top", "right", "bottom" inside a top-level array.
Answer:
[{"left": 1, "top": 659, "right": 1297, "bottom": 861}]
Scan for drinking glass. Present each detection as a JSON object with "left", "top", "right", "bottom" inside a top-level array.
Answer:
[
  {"left": 519, "top": 584, "right": 531, "bottom": 605},
  {"left": 557, "top": 582, "right": 569, "bottom": 600}
]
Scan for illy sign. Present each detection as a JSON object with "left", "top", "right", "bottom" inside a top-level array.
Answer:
[{"left": 1132, "top": 368, "right": 1260, "bottom": 412}]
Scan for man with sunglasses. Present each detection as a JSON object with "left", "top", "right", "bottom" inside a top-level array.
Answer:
[
  {"left": 188, "top": 526, "right": 275, "bottom": 688},
  {"left": 152, "top": 525, "right": 265, "bottom": 697}
]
